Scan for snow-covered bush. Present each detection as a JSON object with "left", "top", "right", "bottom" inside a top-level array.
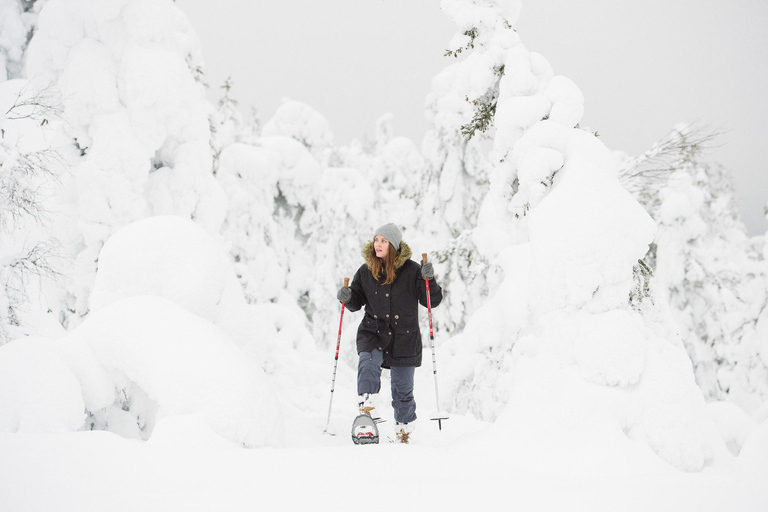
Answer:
[
  {"left": 0, "top": 215, "right": 286, "bottom": 447},
  {"left": 70, "top": 294, "right": 284, "bottom": 448},
  {"left": 89, "top": 215, "right": 273, "bottom": 351}
]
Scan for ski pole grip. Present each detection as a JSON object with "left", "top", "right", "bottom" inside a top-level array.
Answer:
[
  {"left": 343, "top": 277, "right": 350, "bottom": 289},
  {"left": 422, "top": 253, "right": 428, "bottom": 264}
]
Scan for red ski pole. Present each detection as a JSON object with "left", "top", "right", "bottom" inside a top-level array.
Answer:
[
  {"left": 423, "top": 253, "right": 448, "bottom": 430},
  {"left": 324, "top": 277, "right": 349, "bottom": 435}
]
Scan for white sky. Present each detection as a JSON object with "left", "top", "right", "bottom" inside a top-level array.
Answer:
[{"left": 177, "top": 0, "right": 768, "bottom": 235}]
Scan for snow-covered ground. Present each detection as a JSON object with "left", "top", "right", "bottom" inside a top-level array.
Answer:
[
  {"left": 2, "top": 381, "right": 767, "bottom": 512},
  {"left": 2, "top": 329, "right": 767, "bottom": 512}
]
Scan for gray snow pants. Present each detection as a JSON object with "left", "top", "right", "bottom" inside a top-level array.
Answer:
[{"left": 357, "top": 349, "right": 417, "bottom": 424}]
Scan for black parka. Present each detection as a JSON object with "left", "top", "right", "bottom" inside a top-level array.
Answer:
[{"left": 344, "top": 241, "right": 442, "bottom": 368}]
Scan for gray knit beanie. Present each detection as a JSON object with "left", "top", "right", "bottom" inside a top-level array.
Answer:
[{"left": 373, "top": 223, "right": 402, "bottom": 251}]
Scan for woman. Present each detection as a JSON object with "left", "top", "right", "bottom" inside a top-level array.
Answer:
[{"left": 337, "top": 223, "right": 442, "bottom": 443}]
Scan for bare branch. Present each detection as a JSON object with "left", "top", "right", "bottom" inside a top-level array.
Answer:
[
  {"left": 4, "top": 81, "right": 63, "bottom": 123},
  {"left": 618, "top": 123, "right": 721, "bottom": 197},
  {"left": 0, "top": 148, "right": 64, "bottom": 231},
  {"left": 1, "top": 238, "right": 64, "bottom": 344}
]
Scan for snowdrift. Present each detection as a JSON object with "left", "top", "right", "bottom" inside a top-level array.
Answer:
[
  {"left": 0, "top": 216, "right": 284, "bottom": 448},
  {"left": 89, "top": 215, "right": 271, "bottom": 349}
]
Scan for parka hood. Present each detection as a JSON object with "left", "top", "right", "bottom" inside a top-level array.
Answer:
[{"left": 362, "top": 240, "right": 413, "bottom": 271}]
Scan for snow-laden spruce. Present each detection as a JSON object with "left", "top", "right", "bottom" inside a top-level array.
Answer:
[
  {"left": 437, "top": 0, "right": 728, "bottom": 471},
  {"left": 417, "top": 45, "right": 495, "bottom": 335}
]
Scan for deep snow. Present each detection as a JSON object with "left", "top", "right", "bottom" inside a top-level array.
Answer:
[{"left": 1, "top": 404, "right": 767, "bottom": 512}]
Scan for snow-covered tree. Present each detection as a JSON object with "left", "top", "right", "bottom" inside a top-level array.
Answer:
[
  {"left": 209, "top": 77, "right": 259, "bottom": 175},
  {"left": 416, "top": 37, "right": 497, "bottom": 335},
  {"left": 437, "top": 0, "right": 727, "bottom": 471},
  {"left": 622, "top": 125, "right": 768, "bottom": 414},
  {"left": 216, "top": 103, "right": 384, "bottom": 351},
  {"left": 14, "top": 0, "right": 228, "bottom": 331}
]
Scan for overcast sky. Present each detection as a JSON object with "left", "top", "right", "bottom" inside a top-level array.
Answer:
[{"left": 177, "top": 0, "right": 768, "bottom": 235}]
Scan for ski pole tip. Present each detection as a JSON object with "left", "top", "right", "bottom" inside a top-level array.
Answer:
[{"left": 430, "top": 417, "right": 447, "bottom": 430}]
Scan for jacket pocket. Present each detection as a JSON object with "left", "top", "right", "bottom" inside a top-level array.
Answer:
[{"left": 392, "top": 318, "right": 420, "bottom": 358}]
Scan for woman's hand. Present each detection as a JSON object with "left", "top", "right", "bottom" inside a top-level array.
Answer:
[
  {"left": 337, "top": 286, "right": 352, "bottom": 303},
  {"left": 421, "top": 262, "right": 434, "bottom": 280}
]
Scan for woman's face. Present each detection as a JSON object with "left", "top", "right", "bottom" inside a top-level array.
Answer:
[{"left": 373, "top": 235, "right": 390, "bottom": 258}]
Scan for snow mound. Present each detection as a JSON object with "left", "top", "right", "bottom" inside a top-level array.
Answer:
[
  {"left": 487, "top": 362, "right": 679, "bottom": 479},
  {"left": 734, "top": 418, "right": 768, "bottom": 482},
  {"left": 707, "top": 401, "right": 759, "bottom": 456},
  {"left": 0, "top": 338, "right": 85, "bottom": 433},
  {"left": 147, "top": 414, "right": 240, "bottom": 449},
  {"left": 621, "top": 326, "right": 726, "bottom": 472},
  {"left": 89, "top": 215, "right": 270, "bottom": 349},
  {"left": 69, "top": 295, "right": 284, "bottom": 448}
]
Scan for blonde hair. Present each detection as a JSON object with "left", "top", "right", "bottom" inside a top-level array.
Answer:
[{"left": 369, "top": 242, "right": 398, "bottom": 285}]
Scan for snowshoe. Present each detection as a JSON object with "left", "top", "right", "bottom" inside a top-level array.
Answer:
[{"left": 351, "top": 413, "right": 379, "bottom": 445}]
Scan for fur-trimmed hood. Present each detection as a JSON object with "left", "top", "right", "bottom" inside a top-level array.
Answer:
[{"left": 362, "top": 240, "right": 413, "bottom": 271}]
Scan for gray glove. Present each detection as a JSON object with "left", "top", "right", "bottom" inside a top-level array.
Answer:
[
  {"left": 421, "top": 262, "right": 434, "bottom": 280},
  {"left": 337, "top": 287, "right": 352, "bottom": 303}
]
